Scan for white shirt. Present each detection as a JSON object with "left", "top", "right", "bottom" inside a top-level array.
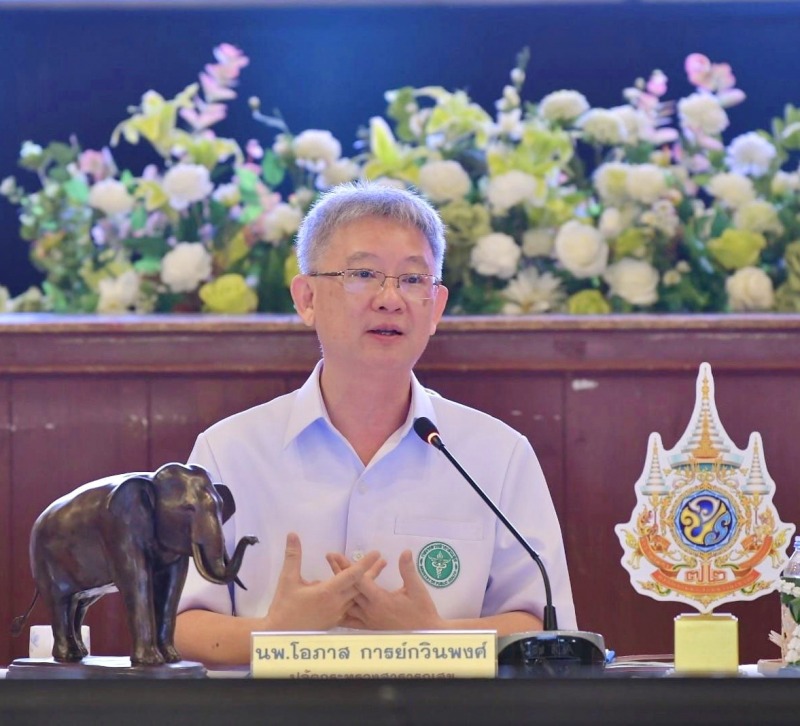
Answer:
[{"left": 178, "top": 361, "right": 577, "bottom": 629}]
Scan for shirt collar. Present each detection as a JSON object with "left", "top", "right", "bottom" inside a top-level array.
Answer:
[{"left": 283, "top": 360, "right": 439, "bottom": 448}]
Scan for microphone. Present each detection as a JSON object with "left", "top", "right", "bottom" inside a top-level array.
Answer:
[{"left": 413, "top": 416, "right": 606, "bottom": 676}]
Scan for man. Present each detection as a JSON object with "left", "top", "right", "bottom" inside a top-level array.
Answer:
[{"left": 175, "top": 182, "right": 576, "bottom": 665}]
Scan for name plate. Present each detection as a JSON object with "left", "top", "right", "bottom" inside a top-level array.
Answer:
[{"left": 251, "top": 630, "right": 497, "bottom": 679}]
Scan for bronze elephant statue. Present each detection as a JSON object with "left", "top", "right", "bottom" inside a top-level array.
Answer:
[{"left": 11, "top": 463, "right": 258, "bottom": 666}]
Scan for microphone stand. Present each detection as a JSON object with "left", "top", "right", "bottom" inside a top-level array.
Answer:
[{"left": 414, "top": 417, "right": 606, "bottom": 677}]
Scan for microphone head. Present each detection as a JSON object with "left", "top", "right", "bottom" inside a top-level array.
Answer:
[{"left": 413, "top": 417, "right": 442, "bottom": 448}]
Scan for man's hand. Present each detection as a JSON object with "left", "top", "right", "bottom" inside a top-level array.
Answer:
[
  {"left": 327, "top": 549, "right": 444, "bottom": 631},
  {"left": 265, "top": 532, "right": 385, "bottom": 631}
]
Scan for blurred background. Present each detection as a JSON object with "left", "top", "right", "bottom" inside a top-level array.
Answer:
[{"left": 1, "top": 0, "right": 798, "bottom": 294}]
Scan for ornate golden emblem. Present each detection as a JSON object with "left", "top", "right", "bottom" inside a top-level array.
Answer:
[{"left": 615, "top": 363, "right": 794, "bottom": 611}]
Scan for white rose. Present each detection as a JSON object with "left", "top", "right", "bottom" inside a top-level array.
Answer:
[
  {"left": 609, "top": 106, "right": 645, "bottom": 145},
  {"left": 625, "top": 164, "right": 667, "bottom": 205},
  {"left": 578, "top": 109, "right": 628, "bottom": 145},
  {"left": 733, "top": 200, "right": 783, "bottom": 235},
  {"left": 160, "top": 242, "right": 213, "bottom": 293},
  {"left": 293, "top": 130, "right": 342, "bottom": 169},
  {"left": 538, "top": 90, "right": 590, "bottom": 123},
  {"left": 725, "top": 132, "right": 776, "bottom": 177},
  {"left": 486, "top": 171, "right": 542, "bottom": 214},
  {"left": 494, "top": 108, "right": 523, "bottom": 139},
  {"left": 470, "top": 232, "right": 522, "bottom": 279},
  {"left": 678, "top": 92, "right": 729, "bottom": 136},
  {"left": 593, "top": 162, "right": 630, "bottom": 206},
  {"left": 603, "top": 258, "right": 660, "bottom": 306},
  {"left": 417, "top": 160, "right": 471, "bottom": 202},
  {"left": 725, "top": 266, "right": 774, "bottom": 311},
  {"left": 706, "top": 173, "right": 756, "bottom": 209},
  {"left": 259, "top": 203, "right": 303, "bottom": 244},
  {"left": 162, "top": 164, "right": 213, "bottom": 211},
  {"left": 554, "top": 220, "right": 609, "bottom": 278},
  {"left": 88, "top": 179, "right": 134, "bottom": 216},
  {"left": 97, "top": 269, "right": 141, "bottom": 313},
  {"left": 522, "top": 228, "right": 555, "bottom": 257},
  {"left": 316, "top": 158, "right": 361, "bottom": 190}
]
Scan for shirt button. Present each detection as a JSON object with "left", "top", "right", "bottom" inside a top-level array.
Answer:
[{"left": 352, "top": 550, "right": 364, "bottom": 561}]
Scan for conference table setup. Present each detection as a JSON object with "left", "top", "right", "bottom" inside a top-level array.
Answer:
[{"left": 2, "top": 315, "right": 800, "bottom": 723}]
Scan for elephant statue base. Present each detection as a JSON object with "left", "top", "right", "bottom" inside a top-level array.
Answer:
[
  {"left": 9, "top": 462, "right": 258, "bottom": 671},
  {"left": 7, "top": 656, "right": 207, "bottom": 679}
]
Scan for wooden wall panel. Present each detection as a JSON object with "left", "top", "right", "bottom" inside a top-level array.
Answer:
[
  {"left": 0, "top": 381, "right": 10, "bottom": 667},
  {"left": 9, "top": 377, "right": 148, "bottom": 661}
]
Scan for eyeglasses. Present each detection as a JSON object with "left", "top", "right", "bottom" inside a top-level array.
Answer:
[{"left": 308, "top": 268, "right": 441, "bottom": 300}]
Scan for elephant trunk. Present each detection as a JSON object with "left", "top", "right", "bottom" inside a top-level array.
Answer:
[{"left": 192, "top": 536, "right": 258, "bottom": 586}]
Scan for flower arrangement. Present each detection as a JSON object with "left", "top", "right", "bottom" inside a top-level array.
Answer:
[{"left": 2, "top": 46, "right": 800, "bottom": 314}]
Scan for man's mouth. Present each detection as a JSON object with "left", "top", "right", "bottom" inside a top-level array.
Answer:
[{"left": 369, "top": 328, "right": 402, "bottom": 336}]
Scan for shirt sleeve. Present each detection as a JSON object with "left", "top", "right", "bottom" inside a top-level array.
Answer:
[
  {"left": 480, "top": 436, "right": 578, "bottom": 629},
  {"left": 176, "top": 433, "right": 235, "bottom": 617}
]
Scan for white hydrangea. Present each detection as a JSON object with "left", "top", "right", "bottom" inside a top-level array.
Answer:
[
  {"left": 609, "top": 105, "right": 647, "bottom": 145},
  {"left": 293, "top": 129, "right": 342, "bottom": 171},
  {"left": 593, "top": 162, "right": 630, "bottom": 206},
  {"left": 705, "top": 173, "right": 756, "bottom": 209},
  {"left": 97, "top": 269, "right": 141, "bottom": 313},
  {"left": 599, "top": 208, "right": 624, "bottom": 239},
  {"left": 725, "top": 132, "right": 777, "bottom": 177},
  {"left": 316, "top": 158, "right": 361, "bottom": 190},
  {"left": 578, "top": 109, "right": 628, "bottom": 145},
  {"left": 160, "top": 242, "right": 213, "bottom": 293},
  {"left": 554, "top": 220, "right": 609, "bottom": 278},
  {"left": 522, "top": 228, "right": 555, "bottom": 257},
  {"left": 538, "top": 90, "right": 589, "bottom": 123},
  {"left": 501, "top": 267, "right": 565, "bottom": 314},
  {"left": 416, "top": 160, "right": 472, "bottom": 202},
  {"left": 625, "top": 164, "right": 668, "bottom": 205},
  {"left": 494, "top": 108, "right": 523, "bottom": 139},
  {"left": 485, "top": 170, "right": 543, "bottom": 214},
  {"left": 603, "top": 258, "right": 660, "bottom": 306},
  {"left": 88, "top": 179, "right": 135, "bottom": 216},
  {"left": 678, "top": 92, "right": 729, "bottom": 136},
  {"left": 725, "top": 266, "right": 774, "bottom": 311},
  {"left": 259, "top": 203, "right": 303, "bottom": 244},
  {"left": 470, "top": 232, "right": 522, "bottom": 279},
  {"left": 162, "top": 163, "right": 213, "bottom": 211},
  {"left": 733, "top": 200, "right": 783, "bottom": 235}
]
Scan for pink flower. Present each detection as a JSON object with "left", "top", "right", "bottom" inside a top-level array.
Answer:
[
  {"left": 246, "top": 139, "right": 264, "bottom": 161},
  {"left": 200, "top": 72, "right": 236, "bottom": 102},
  {"left": 646, "top": 70, "right": 668, "bottom": 98},
  {"left": 685, "top": 53, "right": 736, "bottom": 92},
  {"left": 213, "top": 43, "right": 249, "bottom": 71},
  {"left": 180, "top": 101, "right": 227, "bottom": 131},
  {"left": 78, "top": 148, "right": 117, "bottom": 181}
]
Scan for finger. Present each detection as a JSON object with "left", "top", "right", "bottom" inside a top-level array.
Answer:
[
  {"left": 326, "top": 552, "right": 350, "bottom": 575},
  {"left": 278, "top": 532, "right": 302, "bottom": 581},
  {"left": 398, "top": 549, "right": 423, "bottom": 592},
  {"left": 333, "top": 551, "right": 380, "bottom": 590},
  {"left": 365, "top": 557, "right": 387, "bottom": 580}
]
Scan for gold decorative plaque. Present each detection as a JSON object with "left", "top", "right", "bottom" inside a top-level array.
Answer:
[{"left": 615, "top": 362, "right": 794, "bottom": 612}]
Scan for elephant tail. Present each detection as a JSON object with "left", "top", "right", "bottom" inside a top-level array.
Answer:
[{"left": 10, "top": 590, "right": 39, "bottom": 637}]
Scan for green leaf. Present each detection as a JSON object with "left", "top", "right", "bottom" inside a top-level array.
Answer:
[
  {"left": 133, "top": 256, "right": 162, "bottom": 275},
  {"left": 64, "top": 177, "right": 90, "bottom": 204},
  {"left": 129, "top": 205, "right": 148, "bottom": 231},
  {"left": 261, "top": 150, "right": 286, "bottom": 187}
]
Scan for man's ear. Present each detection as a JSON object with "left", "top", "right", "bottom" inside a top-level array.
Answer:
[
  {"left": 429, "top": 284, "right": 449, "bottom": 335},
  {"left": 290, "top": 274, "right": 315, "bottom": 327}
]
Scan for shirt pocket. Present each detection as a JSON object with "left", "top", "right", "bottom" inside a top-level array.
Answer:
[{"left": 394, "top": 516, "right": 484, "bottom": 541}]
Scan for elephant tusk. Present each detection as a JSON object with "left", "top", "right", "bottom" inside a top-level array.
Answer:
[{"left": 191, "top": 542, "right": 228, "bottom": 585}]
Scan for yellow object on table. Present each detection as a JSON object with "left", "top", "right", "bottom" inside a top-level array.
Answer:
[{"left": 674, "top": 613, "right": 739, "bottom": 674}]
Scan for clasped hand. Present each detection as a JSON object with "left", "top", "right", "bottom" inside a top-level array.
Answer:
[{"left": 265, "top": 532, "right": 443, "bottom": 631}]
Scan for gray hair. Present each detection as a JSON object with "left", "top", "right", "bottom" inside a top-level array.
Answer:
[{"left": 295, "top": 182, "right": 446, "bottom": 277}]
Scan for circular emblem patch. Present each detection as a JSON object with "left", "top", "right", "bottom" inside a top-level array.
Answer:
[{"left": 418, "top": 542, "right": 460, "bottom": 588}]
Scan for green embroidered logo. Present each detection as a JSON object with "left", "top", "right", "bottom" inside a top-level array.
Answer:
[{"left": 418, "top": 542, "right": 460, "bottom": 588}]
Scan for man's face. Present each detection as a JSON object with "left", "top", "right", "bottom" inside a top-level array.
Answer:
[{"left": 291, "top": 215, "right": 448, "bottom": 377}]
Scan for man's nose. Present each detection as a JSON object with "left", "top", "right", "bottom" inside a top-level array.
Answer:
[{"left": 374, "top": 277, "right": 405, "bottom": 308}]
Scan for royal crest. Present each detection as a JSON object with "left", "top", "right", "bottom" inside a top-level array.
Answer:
[{"left": 615, "top": 362, "right": 794, "bottom": 612}]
